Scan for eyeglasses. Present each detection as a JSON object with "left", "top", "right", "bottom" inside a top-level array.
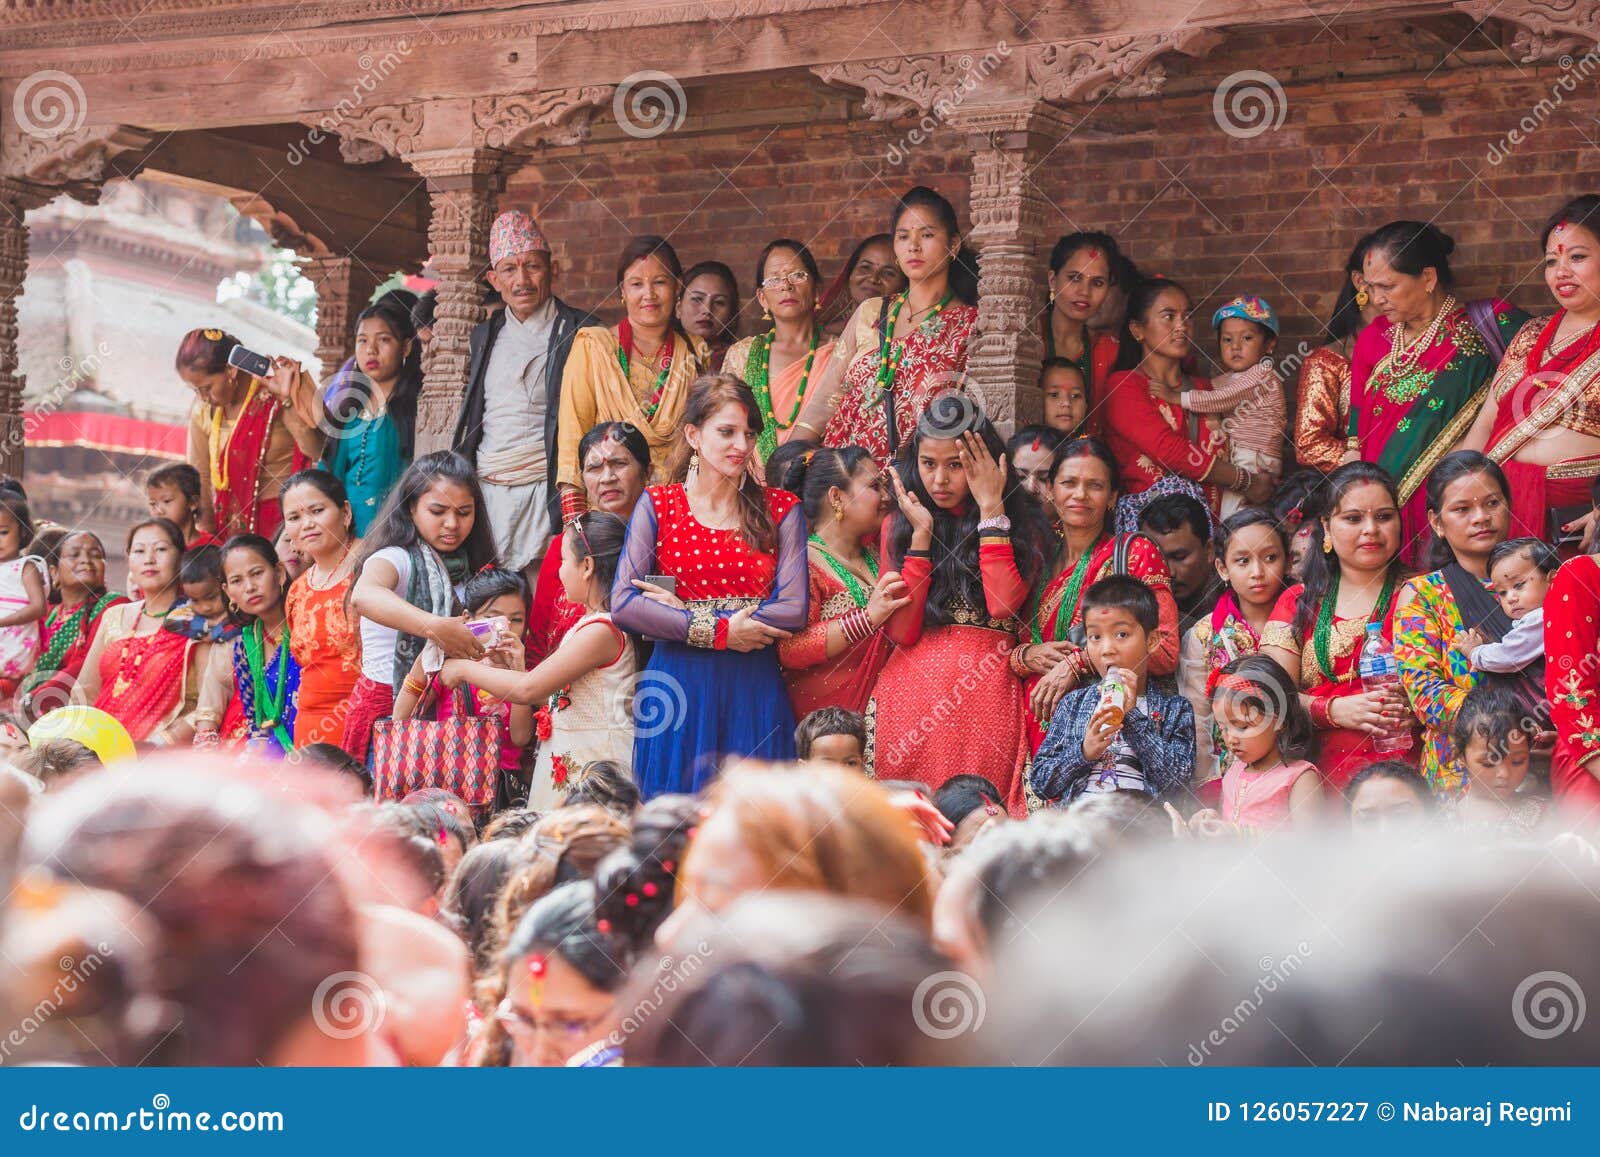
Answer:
[
  {"left": 494, "top": 997, "right": 606, "bottom": 1044},
  {"left": 760, "top": 270, "right": 812, "bottom": 291}
]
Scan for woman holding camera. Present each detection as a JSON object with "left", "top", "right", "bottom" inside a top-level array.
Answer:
[{"left": 176, "top": 328, "right": 324, "bottom": 540}]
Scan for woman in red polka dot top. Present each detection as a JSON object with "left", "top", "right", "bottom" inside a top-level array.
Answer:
[{"left": 611, "top": 374, "right": 810, "bottom": 797}]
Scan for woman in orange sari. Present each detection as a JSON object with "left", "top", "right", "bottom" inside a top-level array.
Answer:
[
  {"left": 792, "top": 186, "right": 979, "bottom": 464},
  {"left": 1459, "top": 195, "right": 1600, "bottom": 542},
  {"left": 1295, "top": 233, "right": 1380, "bottom": 471},
  {"left": 177, "top": 328, "right": 324, "bottom": 540},
  {"left": 1019, "top": 437, "right": 1179, "bottom": 753},
  {"left": 281, "top": 469, "right": 361, "bottom": 748},
  {"left": 78, "top": 519, "right": 194, "bottom": 746},
  {"left": 722, "top": 240, "right": 837, "bottom": 472},
  {"left": 775, "top": 445, "right": 907, "bottom": 723},
  {"left": 1261, "top": 462, "right": 1417, "bottom": 793}
]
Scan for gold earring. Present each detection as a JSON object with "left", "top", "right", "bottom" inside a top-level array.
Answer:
[
  {"left": 690, "top": 451, "right": 700, "bottom": 471},
  {"left": 1048, "top": 287, "right": 1055, "bottom": 303},
  {"left": 1355, "top": 289, "right": 1370, "bottom": 307},
  {"left": 1322, "top": 535, "right": 1333, "bottom": 554},
  {"left": 762, "top": 305, "right": 772, "bottom": 321},
  {"left": 832, "top": 500, "right": 844, "bottom": 522}
]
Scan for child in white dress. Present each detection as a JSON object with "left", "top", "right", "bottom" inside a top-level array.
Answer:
[
  {"left": 440, "top": 512, "right": 636, "bottom": 810},
  {"left": 0, "top": 489, "right": 49, "bottom": 697}
]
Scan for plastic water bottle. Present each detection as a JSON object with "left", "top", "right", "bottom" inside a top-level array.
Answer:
[{"left": 1357, "top": 622, "right": 1412, "bottom": 755}]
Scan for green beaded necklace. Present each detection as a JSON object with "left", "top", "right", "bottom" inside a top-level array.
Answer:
[
  {"left": 872, "top": 289, "right": 954, "bottom": 407},
  {"left": 748, "top": 326, "right": 821, "bottom": 461},
  {"left": 244, "top": 619, "right": 293, "bottom": 751},
  {"left": 1027, "top": 538, "right": 1100, "bottom": 644},
  {"left": 807, "top": 534, "right": 878, "bottom": 608},
  {"left": 1311, "top": 569, "right": 1397, "bottom": 682}
]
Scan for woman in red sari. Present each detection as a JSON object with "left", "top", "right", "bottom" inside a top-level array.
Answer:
[
  {"left": 870, "top": 407, "right": 1053, "bottom": 814},
  {"left": 1350, "top": 222, "right": 1529, "bottom": 559},
  {"left": 21, "top": 530, "right": 127, "bottom": 715},
  {"left": 793, "top": 186, "right": 979, "bottom": 464},
  {"left": 1019, "top": 436, "right": 1179, "bottom": 752},
  {"left": 776, "top": 445, "right": 908, "bottom": 723},
  {"left": 77, "top": 519, "right": 195, "bottom": 746},
  {"left": 1261, "top": 462, "right": 1417, "bottom": 792},
  {"left": 1459, "top": 195, "right": 1600, "bottom": 542},
  {"left": 1544, "top": 539, "right": 1600, "bottom": 822},
  {"left": 1102, "top": 277, "right": 1270, "bottom": 534},
  {"left": 1042, "top": 231, "right": 1125, "bottom": 432},
  {"left": 178, "top": 328, "right": 323, "bottom": 540}
]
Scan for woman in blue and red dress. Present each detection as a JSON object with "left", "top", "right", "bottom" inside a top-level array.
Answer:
[{"left": 611, "top": 374, "right": 809, "bottom": 799}]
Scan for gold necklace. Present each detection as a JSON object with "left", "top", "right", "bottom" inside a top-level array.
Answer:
[
  {"left": 306, "top": 545, "right": 352, "bottom": 591},
  {"left": 1388, "top": 294, "right": 1457, "bottom": 373}
]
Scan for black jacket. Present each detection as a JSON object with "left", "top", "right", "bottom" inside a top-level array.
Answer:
[{"left": 451, "top": 296, "right": 597, "bottom": 529}]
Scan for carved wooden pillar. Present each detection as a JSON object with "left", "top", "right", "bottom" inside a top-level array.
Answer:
[
  {"left": 302, "top": 256, "right": 382, "bottom": 381},
  {"left": 406, "top": 148, "right": 503, "bottom": 455},
  {"left": 954, "top": 104, "right": 1062, "bottom": 435},
  {"left": 0, "top": 178, "right": 54, "bottom": 476}
]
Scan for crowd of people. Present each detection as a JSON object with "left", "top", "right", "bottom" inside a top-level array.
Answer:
[{"left": 3, "top": 185, "right": 1600, "bottom": 1066}]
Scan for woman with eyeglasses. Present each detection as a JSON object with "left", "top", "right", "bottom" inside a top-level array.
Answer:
[{"left": 722, "top": 240, "right": 837, "bottom": 469}]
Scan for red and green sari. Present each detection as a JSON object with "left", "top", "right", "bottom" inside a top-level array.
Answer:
[
  {"left": 1016, "top": 531, "right": 1179, "bottom": 752},
  {"left": 1349, "top": 299, "right": 1529, "bottom": 559}
]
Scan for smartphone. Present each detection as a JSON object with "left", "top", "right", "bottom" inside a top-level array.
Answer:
[
  {"left": 465, "top": 615, "right": 511, "bottom": 647},
  {"left": 640, "top": 574, "right": 678, "bottom": 596},
  {"left": 226, "top": 344, "right": 273, "bottom": 379}
]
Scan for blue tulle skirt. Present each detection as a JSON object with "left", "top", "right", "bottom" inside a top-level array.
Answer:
[{"left": 632, "top": 641, "right": 798, "bottom": 799}]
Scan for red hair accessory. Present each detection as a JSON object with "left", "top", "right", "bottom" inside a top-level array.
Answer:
[
  {"left": 436, "top": 825, "right": 449, "bottom": 847},
  {"left": 642, "top": 881, "right": 659, "bottom": 897},
  {"left": 625, "top": 892, "right": 640, "bottom": 907},
  {"left": 1282, "top": 505, "right": 1305, "bottom": 530},
  {"left": 662, "top": 858, "right": 676, "bottom": 874},
  {"left": 1207, "top": 670, "right": 1258, "bottom": 698},
  {"left": 596, "top": 918, "right": 612, "bottom": 934}
]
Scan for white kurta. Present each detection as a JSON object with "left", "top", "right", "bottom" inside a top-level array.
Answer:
[{"left": 478, "top": 298, "right": 556, "bottom": 571}]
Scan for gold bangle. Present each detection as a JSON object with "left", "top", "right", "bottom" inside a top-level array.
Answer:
[
  {"left": 402, "top": 677, "right": 427, "bottom": 697},
  {"left": 791, "top": 420, "right": 822, "bottom": 439}
]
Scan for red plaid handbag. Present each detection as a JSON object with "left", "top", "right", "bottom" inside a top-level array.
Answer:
[{"left": 371, "top": 687, "right": 501, "bottom": 810}]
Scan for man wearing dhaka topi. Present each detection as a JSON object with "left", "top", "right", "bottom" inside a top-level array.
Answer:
[{"left": 452, "top": 211, "right": 597, "bottom": 575}]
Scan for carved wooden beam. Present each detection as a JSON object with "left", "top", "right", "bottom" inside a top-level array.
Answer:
[
  {"left": 0, "top": 177, "right": 58, "bottom": 474},
  {"left": 471, "top": 87, "right": 615, "bottom": 150},
  {"left": 1453, "top": 0, "right": 1600, "bottom": 62},
  {"left": 0, "top": 123, "right": 150, "bottom": 200},
  {"left": 813, "top": 28, "right": 1225, "bottom": 120}
]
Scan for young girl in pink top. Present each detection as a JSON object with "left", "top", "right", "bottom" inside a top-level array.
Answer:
[{"left": 1192, "top": 653, "right": 1321, "bottom": 835}]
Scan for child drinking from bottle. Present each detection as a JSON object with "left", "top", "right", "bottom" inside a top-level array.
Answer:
[{"left": 1030, "top": 575, "right": 1194, "bottom": 804}]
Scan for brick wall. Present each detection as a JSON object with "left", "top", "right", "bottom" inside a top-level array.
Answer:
[{"left": 503, "top": 19, "right": 1594, "bottom": 422}]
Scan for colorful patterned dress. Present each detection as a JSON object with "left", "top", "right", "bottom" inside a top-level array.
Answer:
[
  {"left": 528, "top": 611, "right": 636, "bottom": 809},
  {"left": 1294, "top": 345, "right": 1353, "bottom": 473},
  {"left": 1544, "top": 555, "right": 1600, "bottom": 819},
  {"left": 1261, "top": 582, "right": 1419, "bottom": 793},
  {"left": 1482, "top": 313, "right": 1600, "bottom": 539},
  {"left": 285, "top": 572, "right": 361, "bottom": 747},
  {"left": 823, "top": 297, "right": 977, "bottom": 463},
  {"left": 1349, "top": 299, "right": 1529, "bottom": 559},
  {"left": 1393, "top": 570, "right": 1484, "bottom": 796},
  {"left": 1179, "top": 592, "right": 1270, "bottom": 787},
  {"left": 1101, "top": 369, "right": 1226, "bottom": 532},
  {"left": 777, "top": 540, "right": 892, "bottom": 721},
  {"left": 0, "top": 556, "right": 45, "bottom": 688},
  {"left": 1018, "top": 532, "right": 1178, "bottom": 753},
  {"left": 26, "top": 590, "right": 128, "bottom": 705},
  {"left": 611, "top": 484, "right": 808, "bottom": 798}
]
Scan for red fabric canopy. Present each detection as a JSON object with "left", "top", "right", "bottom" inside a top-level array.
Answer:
[{"left": 25, "top": 410, "right": 187, "bottom": 460}]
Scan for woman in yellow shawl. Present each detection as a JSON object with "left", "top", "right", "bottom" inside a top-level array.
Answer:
[
  {"left": 556, "top": 235, "right": 709, "bottom": 521},
  {"left": 722, "top": 239, "right": 837, "bottom": 472}
]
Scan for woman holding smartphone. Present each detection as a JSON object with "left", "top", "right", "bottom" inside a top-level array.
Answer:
[{"left": 175, "top": 328, "right": 324, "bottom": 540}]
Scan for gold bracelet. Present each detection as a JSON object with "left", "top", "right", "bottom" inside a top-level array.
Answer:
[
  {"left": 402, "top": 677, "right": 427, "bottom": 697},
  {"left": 687, "top": 606, "right": 718, "bottom": 649},
  {"left": 791, "top": 420, "right": 822, "bottom": 439}
]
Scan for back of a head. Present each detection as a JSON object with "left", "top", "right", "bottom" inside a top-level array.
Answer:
[
  {"left": 957, "top": 811, "right": 1111, "bottom": 954},
  {"left": 987, "top": 832, "right": 1600, "bottom": 1065},
  {"left": 623, "top": 892, "right": 961, "bottom": 1066},
  {"left": 23, "top": 764, "right": 360, "bottom": 1065},
  {"left": 701, "top": 763, "right": 935, "bottom": 928}
]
